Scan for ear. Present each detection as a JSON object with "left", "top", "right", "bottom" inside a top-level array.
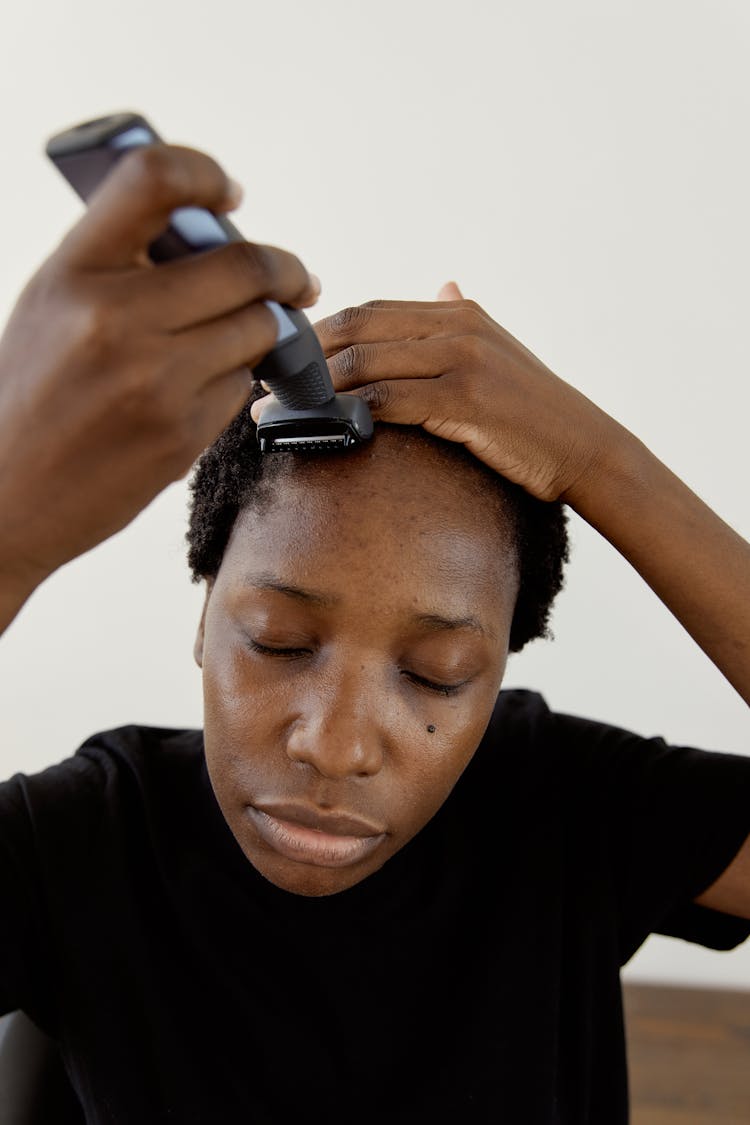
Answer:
[{"left": 193, "top": 578, "right": 214, "bottom": 669}]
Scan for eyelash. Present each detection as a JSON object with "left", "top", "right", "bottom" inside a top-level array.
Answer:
[
  {"left": 247, "top": 640, "right": 307, "bottom": 658},
  {"left": 246, "top": 641, "right": 465, "bottom": 697}
]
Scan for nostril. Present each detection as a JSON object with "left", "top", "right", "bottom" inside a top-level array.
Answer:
[{"left": 286, "top": 728, "right": 383, "bottom": 781}]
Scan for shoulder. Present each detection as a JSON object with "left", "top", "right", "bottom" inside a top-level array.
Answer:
[
  {"left": 480, "top": 688, "right": 750, "bottom": 810},
  {"left": 479, "top": 688, "right": 643, "bottom": 771},
  {"left": 0, "top": 725, "right": 211, "bottom": 883},
  {"left": 489, "top": 690, "right": 750, "bottom": 928},
  {"left": 72, "top": 724, "right": 206, "bottom": 809},
  {"left": 486, "top": 688, "right": 645, "bottom": 746},
  {"left": 1, "top": 725, "right": 204, "bottom": 823},
  {"left": 484, "top": 688, "right": 552, "bottom": 739},
  {"left": 74, "top": 723, "right": 204, "bottom": 774}
]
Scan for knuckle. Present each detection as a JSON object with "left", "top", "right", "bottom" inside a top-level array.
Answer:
[
  {"left": 71, "top": 293, "right": 124, "bottom": 359},
  {"left": 229, "top": 241, "right": 272, "bottom": 291},
  {"left": 360, "top": 299, "right": 388, "bottom": 310},
  {"left": 121, "top": 144, "right": 229, "bottom": 213},
  {"left": 456, "top": 331, "right": 486, "bottom": 365},
  {"left": 326, "top": 304, "right": 373, "bottom": 338},
  {"left": 119, "top": 363, "right": 173, "bottom": 425},
  {"left": 361, "top": 381, "right": 390, "bottom": 411},
  {"left": 332, "top": 343, "right": 369, "bottom": 382},
  {"left": 121, "top": 144, "right": 185, "bottom": 205}
]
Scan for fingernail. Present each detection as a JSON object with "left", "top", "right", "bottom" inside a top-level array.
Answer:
[
  {"left": 225, "top": 177, "right": 245, "bottom": 208},
  {"left": 308, "top": 272, "right": 322, "bottom": 298}
]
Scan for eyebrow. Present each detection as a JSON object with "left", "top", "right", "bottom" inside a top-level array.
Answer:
[
  {"left": 245, "top": 574, "right": 338, "bottom": 610},
  {"left": 245, "top": 574, "right": 494, "bottom": 638},
  {"left": 411, "top": 612, "right": 493, "bottom": 639}
]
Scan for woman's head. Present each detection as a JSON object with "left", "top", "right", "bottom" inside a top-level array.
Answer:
[{"left": 186, "top": 391, "right": 568, "bottom": 897}]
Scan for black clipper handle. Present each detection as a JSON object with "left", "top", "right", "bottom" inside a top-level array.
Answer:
[
  {"left": 252, "top": 307, "right": 335, "bottom": 410},
  {"left": 44, "top": 112, "right": 340, "bottom": 414}
]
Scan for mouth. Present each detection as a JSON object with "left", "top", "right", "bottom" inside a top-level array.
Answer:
[{"left": 246, "top": 802, "right": 388, "bottom": 868}]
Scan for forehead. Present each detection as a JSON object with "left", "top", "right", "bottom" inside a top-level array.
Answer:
[{"left": 219, "top": 432, "right": 518, "bottom": 611}]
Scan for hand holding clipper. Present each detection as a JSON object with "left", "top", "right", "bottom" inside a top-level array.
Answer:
[{"left": 45, "top": 112, "right": 372, "bottom": 453}]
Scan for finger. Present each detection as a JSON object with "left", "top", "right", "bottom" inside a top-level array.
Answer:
[
  {"left": 129, "top": 240, "right": 319, "bottom": 332},
  {"left": 437, "top": 281, "right": 464, "bottom": 300},
  {"left": 349, "top": 377, "right": 449, "bottom": 432},
  {"left": 313, "top": 304, "right": 472, "bottom": 358},
  {"left": 56, "top": 143, "right": 248, "bottom": 271},
  {"left": 362, "top": 299, "right": 473, "bottom": 309},
  {"left": 250, "top": 392, "right": 274, "bottom": 424},
  {"left": 295, "top": 272, "right": 322, "bottom": 308},
  {"left": 169, "top": 300, "right": 283, "bottom": 393},
  {"left": 326, "top": 338, "right": 450, "bottom": 393}
]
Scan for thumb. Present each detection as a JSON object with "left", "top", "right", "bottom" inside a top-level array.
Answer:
[
  {"left": 250, "top": 391, "right": 275, "bottom": 424},
  {"left": 57, "top": 143, "right": 243, "bottom": 271},
  {"left": 436, "top": 280, "right": 464, "bottom": 301}
]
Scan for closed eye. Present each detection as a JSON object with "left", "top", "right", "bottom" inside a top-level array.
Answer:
[
  {"left": 403, "top": 672, "right": 466, "bottom": 697},
  {"left": 247, "top": 640, "right": 467, "bottom": 695},
  {"left": 247, "top": 640, "right": 310, "bottom": 659}
]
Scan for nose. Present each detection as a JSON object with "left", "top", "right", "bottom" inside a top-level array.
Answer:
[{"left": 285, "top": 669, "right": 385, "bottom": 780}]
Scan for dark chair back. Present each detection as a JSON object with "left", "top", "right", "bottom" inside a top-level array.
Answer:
[{"left": 0, "top": 1010, "right": 84, "bottom": 1124}]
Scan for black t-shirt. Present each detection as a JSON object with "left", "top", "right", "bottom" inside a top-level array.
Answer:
[{"left": 1, "top": 689, "right": 749, "bottom": 1124}]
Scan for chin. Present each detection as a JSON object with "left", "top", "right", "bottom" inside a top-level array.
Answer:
[{"left": 247, "top": 848, "right": 383, "bottom": 898}]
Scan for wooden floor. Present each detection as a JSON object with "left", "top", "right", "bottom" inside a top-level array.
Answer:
[{"left": 623, "top": 982, "right": 750, "bottom": 1124}]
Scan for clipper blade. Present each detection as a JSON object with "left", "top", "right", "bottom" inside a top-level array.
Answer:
[
  {"left": 265, "top": 433, "right": 357, "bottom": 451},
  {"left": 256, "top": 394, "right": 374, "bottom": 454}
]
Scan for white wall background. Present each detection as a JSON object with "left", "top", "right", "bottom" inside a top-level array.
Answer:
[{"left": 0, "top": 0, "right": 747, "bottom": 988}]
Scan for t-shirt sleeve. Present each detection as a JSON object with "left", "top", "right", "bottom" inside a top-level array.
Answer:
[
  {"left": 545, "top": 708, "right": 750, "bottom": 963},
  {"left": 0, "top": 755, "right": 105, "bottom": 1032}
]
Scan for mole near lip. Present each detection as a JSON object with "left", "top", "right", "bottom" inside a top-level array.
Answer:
[{"left": 246, "top": 807, "right": 386, "bottom": 868}]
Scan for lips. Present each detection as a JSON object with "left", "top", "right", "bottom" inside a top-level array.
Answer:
[{"left": 246, "top": 801, "right": 387, "bottom": 868}]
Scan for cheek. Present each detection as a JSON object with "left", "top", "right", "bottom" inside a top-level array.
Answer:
[
  {"left": 200, "top": 627, "right": 276, "bottom": 791},
  {"left": 201, "top": 616, "right": 280, "bottom": 725},
  {"left": 411, "top": 705, "right": 494, "bottom": 798}
]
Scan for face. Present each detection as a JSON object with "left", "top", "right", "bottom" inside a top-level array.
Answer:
[{"left": 194, "top": 433, "right": 519, "bottom": 897}]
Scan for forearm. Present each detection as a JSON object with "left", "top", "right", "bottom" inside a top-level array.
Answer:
[
  {"left": 0, "top": 504, "right": 54, "bottom": 635},
  {"left": 0, "top": 573, "right": 39, "bottom": 635},
  {"left": 566, "top": 423, "right": 750, "bottom": 703}
]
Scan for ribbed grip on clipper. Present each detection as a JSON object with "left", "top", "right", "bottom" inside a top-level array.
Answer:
[{"left": 266, "top": 362, "right": 332, "bottom": 410}]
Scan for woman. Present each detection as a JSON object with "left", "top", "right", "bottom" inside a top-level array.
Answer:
[{"left": 1, "top": 143, "right": 748, "bottom": 1123}]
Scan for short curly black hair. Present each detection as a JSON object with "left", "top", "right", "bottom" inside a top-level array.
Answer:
[{"left": 186, "top": 388, "right": 570, "bottom": 653}]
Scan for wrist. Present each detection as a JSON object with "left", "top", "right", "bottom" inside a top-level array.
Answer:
[
  {"left": 560, "top": 417, "right": 655, "bottom": 523},
  {"left": 0, "top": 554, "right": 53, "bottom": 635}
]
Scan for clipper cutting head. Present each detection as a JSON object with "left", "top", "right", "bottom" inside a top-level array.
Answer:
[{"left": 256, "top": 395, "right": 374, "bottom": 454}]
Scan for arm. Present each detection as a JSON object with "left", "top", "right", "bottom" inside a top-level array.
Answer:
[
  {"left": 571, "top": 434, "right": 750, "bottom": 921},
  {"left": 566, "top": 425, "right": 749, "bottom": 705},
  {"left": 251, "top": 282, "right": 750, "bottom": 917},
  {"left": 566, "top": 423, "right": 750, "bottom": 918},
  {"left": 0, "top": 143, "right": 319, "bottom": 636},
  {"left": 266, "top": 282, "right": 748, "bottom": 703}
]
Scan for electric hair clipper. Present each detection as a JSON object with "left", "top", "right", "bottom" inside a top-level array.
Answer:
[{"left": 45, "top": 112, "right": 373, "bottom": 454}]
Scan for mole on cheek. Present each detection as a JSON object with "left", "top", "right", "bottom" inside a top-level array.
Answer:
[{"left": 427, "top": 724, "right": 436, "bottom": 734}]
